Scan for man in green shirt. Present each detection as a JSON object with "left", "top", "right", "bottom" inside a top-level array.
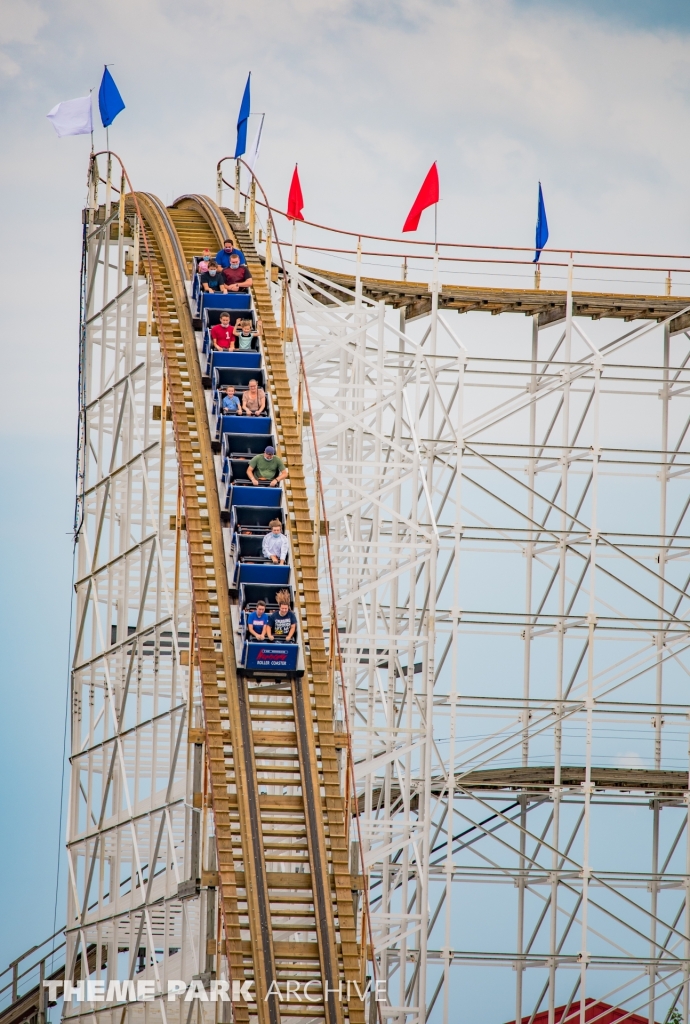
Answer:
[{"left": 247, "top": 446, "right": 288, "bottom": 487}]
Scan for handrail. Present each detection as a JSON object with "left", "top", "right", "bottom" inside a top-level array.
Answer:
[
  {"left": 273, "top": 242, "right": 690, "bottom": 277},
  {"left": 216, "top": 155, "right": 690, "bottom": 263},
  {"left": 0, "top": 929, "right": 67, "bottom": 1024},
  {"left": 0, "top": 930, "right": 64, "bottom": 980}
]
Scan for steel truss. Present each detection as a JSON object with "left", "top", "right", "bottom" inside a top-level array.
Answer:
[
  {"left": 65, "top": 173, "right": 208, "bottom": 1024},
  {"left": 266, "top": 240, "right": 690, "bottom": 1024}
]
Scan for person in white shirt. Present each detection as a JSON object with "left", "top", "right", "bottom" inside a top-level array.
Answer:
[{"left": 262, "top": 519, "right": 289, "bottom": 564}]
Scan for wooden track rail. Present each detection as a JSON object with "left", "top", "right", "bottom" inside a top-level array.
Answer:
[
  {"left": 298, "top": 266, "right": 690, "bottom": 328},
  {"left": 364, "top": 766, "right": 690, "bottom": 815},
  {"left": 128, "top": 192, "right": 253, "bottom": 1023},
  {"left": 131, "top": 192, "right": 365, "bottom": 1024}
]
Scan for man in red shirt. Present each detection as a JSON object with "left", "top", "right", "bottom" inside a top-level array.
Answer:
[
  {"left": 222, "top": 253, "right": 253, "bottom": 293},
  {"left": 210, "top": 312, "right": 234, "bottom": 350}
]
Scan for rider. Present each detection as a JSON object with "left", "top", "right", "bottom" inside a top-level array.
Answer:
[
  {"left": 222, "top": 253, "right": 253, "bottom": 292},
  {"left": 241, "top": 379, "right": 267, "bottom": 417},
  {"left": 200, "top": 260, "right": 224, "bottom": 293},
  {"left": 221, "top": 385, "right": 241, "bottom": 414},
  {"left": 262, "top": 519, "right": 289, "bottom": 564},
  {"left": 267, "top": 591, "right": 297, "bottom": 643},
  {"left": 215, "top": 239, "right": 246, "bottom": 268},
  {"left": 210, "top": 311, "right": 234, "bottom": 349},
  {"left": 246, "top": 446, "right": 287, "bottom": 487},
  {"left": 247, "top": 600, "right": 270, "bottom": 642}
]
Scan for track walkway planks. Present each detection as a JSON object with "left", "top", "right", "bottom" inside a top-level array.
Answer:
[
  {"left": 300, "top": 266, "right": 690, "bottom": 328},
  {"left": 133, "top": 192, "right": 364, "bottom": 1024}
]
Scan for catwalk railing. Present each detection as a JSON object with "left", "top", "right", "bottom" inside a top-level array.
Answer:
[
  {"left": 0, "top": 932, "right": 65, "bottom": 1024},
  {"left": 218, "top": 157, "right": 690, "bottom": 304}
]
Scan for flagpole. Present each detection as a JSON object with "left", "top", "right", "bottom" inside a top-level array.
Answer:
[
  {"left": 430, "top": 197, "right": 440, "bottom": 359},
  {"left": 431, "top": 218, "right": 439, "bottom": 353},
  {"left": 287, "top": 218, "right": 299, "bottom": 342},
  {"left": 533, "top": 181, "right": 548, "bottom": 291},
  {"left": 105, "top": 149, "right": 112, "bottom": 218},
  {"left": 355, "top": 236, "right": 362, "bottom": 315},
  {"left": 89, "top": 88, "right": 94, "bottom": 154},
  {"left": 233, "top": 72, "right": 251, "bottom": 215}
]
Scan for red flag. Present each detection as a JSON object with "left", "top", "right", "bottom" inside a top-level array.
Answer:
[
  {"left": 402, "top": 162, "right": 439, "bottom": 233},
  {"left": 287, "top": 165, "right": 304, "bottom": 221}
]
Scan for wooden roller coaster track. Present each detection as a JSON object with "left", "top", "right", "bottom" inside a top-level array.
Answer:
[{"left": 129, "top": 191, "right": 365, "bottom": 1024}]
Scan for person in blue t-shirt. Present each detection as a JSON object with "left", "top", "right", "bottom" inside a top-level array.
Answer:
[
  {"left": 221, "top": 385, "right": 241, "bottom": 414},
  {"left": 215, "top": 239, "right": 246, "bottom": 268},
  {"left": 267, "top": 591, "right": 297, "bottom": 643},
  {"left": 247, "top": 600, "right": 270, "bottom": 642}
]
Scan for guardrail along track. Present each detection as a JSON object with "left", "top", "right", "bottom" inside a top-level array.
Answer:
[{"left": 140, "top": 193, "right": 364, "bottom": 1024}]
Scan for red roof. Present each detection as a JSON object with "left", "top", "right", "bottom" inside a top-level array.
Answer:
[{"left": 506, "top": 999, "right": 657, "bottom": 1024}]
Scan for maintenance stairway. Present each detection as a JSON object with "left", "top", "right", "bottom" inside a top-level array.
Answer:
[{"left": 131, "top": 193, "right": 364, "bottom": 1024}]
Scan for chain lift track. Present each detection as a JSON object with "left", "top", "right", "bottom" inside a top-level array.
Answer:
[{"left": 130, "top": 191, "right": 365, "bottom": 1024}]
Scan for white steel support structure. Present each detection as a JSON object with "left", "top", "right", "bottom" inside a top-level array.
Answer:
[
  {"left": 34, "top": 152, "right": 690, "bottom": 1024},
  {"left": 259, "top": 228, "right": 690, "bottom": 1024},
  {"left": 65, "top": 165, "right": 206, "bottom": 1024}
]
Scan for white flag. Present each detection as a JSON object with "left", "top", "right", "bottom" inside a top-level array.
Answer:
[
  {"left": 246, "top": 114, "right": 264, "bottom": 172},
  {"left": 47, "top": 95, "right": 93, "bottom": 138}
]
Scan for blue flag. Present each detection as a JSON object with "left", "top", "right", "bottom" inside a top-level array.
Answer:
[
  {"left": 98, "top": 67, "right": 125, "bottom": 128},
  {"left": 234, "top": 73, "right": 251, "bottom": 159},
  {"left": 533, "top": 182, "right": 549, "bottom": 263}
]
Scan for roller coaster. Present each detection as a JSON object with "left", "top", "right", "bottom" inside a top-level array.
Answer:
[
  {"left": 76, "top": 172, "right": 366, "bottom": 1024},
  {"left": 4, "top": 152, "right": 690, "bottom": 1024}
]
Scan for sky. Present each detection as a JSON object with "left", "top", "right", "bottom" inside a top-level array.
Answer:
[{"left": 3, "top": 0, "right": 690, "bottom": 977}]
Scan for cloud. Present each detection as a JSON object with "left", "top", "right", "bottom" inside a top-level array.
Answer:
[
  {"left": 1, "top": 0, "right": 690, "bottom": 439},
  {"left": 0, "top": 50, "right": 19, "bottom": 77},
  {"left": 2, "top": 0, "right": 688, "bottom": 242},
  {"left": 615, "top": 751, "right": 647, "bottom": 769},
  {"left": 0, "top": 0, "right": 47, "bottom": 76},
  {"left": 0, "top": 0, "right": 47, "bottom": 44}
]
